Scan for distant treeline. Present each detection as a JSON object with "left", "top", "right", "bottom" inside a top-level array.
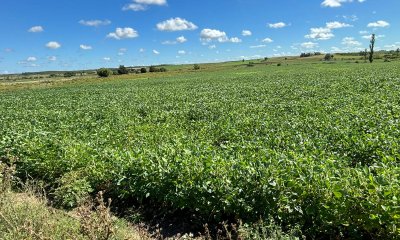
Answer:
[{"left": 299, "top": 52, "right": 323, "bottom": 58}]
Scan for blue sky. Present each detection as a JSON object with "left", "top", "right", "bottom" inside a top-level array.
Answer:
[{"left": 0, "top": 0, "right": 399, "bottom": 73}]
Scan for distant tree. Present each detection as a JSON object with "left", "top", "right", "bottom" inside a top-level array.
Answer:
[
  {"left": 324, "top": 53, "right": 333, "bottom": 61},
  {"left": 149, "top": 66, "right": 157, "bottom": 73},
  {"left": 63, "top": 72, "right": 75, "bottom": 78},
  {"left": 140, "top": 68, "right": 147, "bottom": 73},
  {"left": 300, "top": 53, "right": 312, "bottom": 58},
  {"left": 264, "top": 57, "right": 268, "bottom": 61},
  {"left": 193, "top": 64, "right": 200, "bottom": 70},
  {"left": 396, "top": 48, "right": 400, "bottom": 57},
  {"left": 159, "top": 67, "right": 167, "bottom": 72},
  {"left": 49, "top": 74, "right": 57, "bottom": 78},
  {"left": 97, "top": 68, "right": 111, "bottom": 77},
  {"left": 117, "top": 65, "right": 129, "bottom": 75},
  {"left": 363, "top": 48, "right": 368, "bottom": 62},
  {"left": 369, "top": 34, "right": 375, "bottom": 63}
]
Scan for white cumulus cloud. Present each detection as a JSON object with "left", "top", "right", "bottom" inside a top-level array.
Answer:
[
  {"left": 326, "top": 21, "right": 352, "bottom": 29},
  {"left": 123, "top": 0, "right": 166, "bottom": 11},
  {"left": 153, "top": 49, "right": 160, "bottom": 55},
  {"left": 157, "top": 18, "right": 197, "bottom": 31},
  {"left": 27, "top": 57, "right": 37, "bottom": 62},
  {"left": 268, "top": 22, "right": 287, "bottom": 29},
  {"left": 305, "top": 28, "right": 334, "bottom": 40},
  {"left": 262, "top": 38, "right": 273, "bottom": 43},
  {"left": 230, "top": 37, "right": 242, "bottom": 43},
  {"left": 107, "top": 28, "right": 138, "bottom": 40},
  {"left": 242, "top": 30, "right": 252, "bottom": 36},
  {"left": 28, "top": 26, "right": 44, "bottom": 33},
  {"left": 301, "top": 42, "right": 319, "bottom": 49},
  {"left": 46, "top": 41, "right": 61, "bottom": 49},
  {"left": 176, "top": 36, "right": 187, "bottom": 43},
  {"left": 178, "top": 50, "right": 186, "bottom": 55},
  {"left": 342, "top": 37, "right": 362, "bottom": 46},
  {"left": 367, "top": 20, "right": 390, "bottom": 28},
  {"left": 201, "top": 29, "right": 226, "bottom": 39},
  {"left": 122, "top": 3, "right": 147, "bottom": 11},
  {"left": 321, "top": 0, "right": 365, "bottom": 8},
  {"left": 134, "top": 0, "right": 166, "bottom": 5},
  {"left": 200, "top": 29, "right": 241, "bottom": 43},
  {"left": 79, "top": 19, "right": 111, "bottom": 27},
  {"left": 80, "top": 44, "right": 92, "bottom": 50}
]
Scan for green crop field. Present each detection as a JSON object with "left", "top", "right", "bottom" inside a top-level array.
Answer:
[{"left": 1, "top": 61, "right": 400, "bottom": 238}]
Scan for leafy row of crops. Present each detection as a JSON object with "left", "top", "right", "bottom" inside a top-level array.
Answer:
[{"left": 1, "top": 63, "right": 399, "bottom": 238}]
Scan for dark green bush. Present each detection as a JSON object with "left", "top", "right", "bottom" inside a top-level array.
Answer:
[
  {"left": 63, "top": 72, "right": 75, "bottom": 78},
  {"left": 97, "top": 68, "right": 111, "bottom": 78},
  {"left": 117, "top": 65, "right": 129, "bottom": 75}
]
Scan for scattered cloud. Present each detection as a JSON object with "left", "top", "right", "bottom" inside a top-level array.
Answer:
[
  {"left": 79, "top": 19, "right": 111, "bottom": 27},
  {"left": 342, "top": 37, "right": 362, "bottom": 46},
  {"left": 27, "top": 57, "right": 37, "bottom": 62},
  {"left": 153, "top": 49, "right": 160, "bottom": 55},
  {"left": 122, "top": 3, "right": 147, "bottom": 11},
  {"left": 331, "top": 46, "right": 343, "bottom": 52},
  {"left": 305, "top": 27, "right": 334, "bottom": 40},
  {"left": 321, "top": 0, "right": 365, "bottom": 8},
  {"left": 367, "top": 20, "right": 390, "bottom": 28},
  {"left": 162, "top": 40, "right": 176, "bottom": 45},
  {"left": 301, "top": 42, "right": 319, "bottom": 49},
  {"left": 208, "top": 45, "right": 216, "bottom": 49},
  {"left": 103, "top": 57, "right": 111, "bottom": 61},
  {"left": 200, "top": 29, "right": 241, "bottom": 43},
  {"left": 250, "top": 45, "right": 266, "bottom": 48},
  {"left": 28, "top": 26, "right": 44, "bottom": 33},
  {"left": 176, "top": 36, "right": 187, "bottom": 43},
  {"left": 242, "top": 30, "right": 252, "bottom": 36},
  {"left": 4, "top": 48, "right": 13, "bottom": 53},
  {"left": 48, "top": 56, "right": 57, "bottom": 61},
  {"left": 178, "top": 50, "right": 186, "bottom": 55},
  {"left": 268, "top": 22, "right": 287, "bottom": 29},
  {"left": 326, "top": 21, "right": 352, "bottom": 29},
  {"left": 383, "top": 42, "right": 400, "bottom": 50},
  {"left": 230, "top": 37, "right": 242, "bottom": 43},
  {"left": 123, "top": 0, "right": 167, "bottom": 11},
  {"left": 343, "top": 15, "right": 358, "bottom": 22},
  {"left": 262, "top": 38, "right": 273, "bottom": 43},
  {"left": 80, "top": 44, "right": 92, "bottom": 50},
  {"left": 46, "top": 41, "right": 61, "bottom": 49},
  {"left": 134, "top": 0, "right": 166, "bottom": 5},
  {"left": 162, "top": 36, "right": 188, "bottom": 45},
  {"left": 107, "top": 28, "right": 138, "bottom": 40},
  {"left": 157, "top": 18, "right": 198, "bottom": 31},
  {"left": 201, "top": 29, "right": 226, "bottom": 39},
  {"left": 362, "top": 34, "right": 384, "bottom": 39}
]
